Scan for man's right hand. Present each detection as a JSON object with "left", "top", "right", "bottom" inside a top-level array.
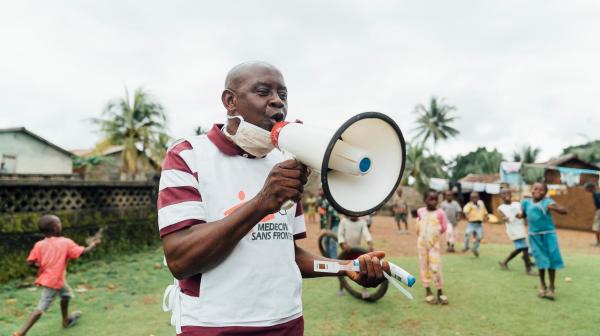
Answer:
[{"left": 255, "top": 159, "right": 308, "bottom": 214}]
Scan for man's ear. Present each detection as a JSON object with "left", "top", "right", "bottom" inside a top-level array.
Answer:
[{"left": 221, "top": 89, "right": 237, "bottom": 113}]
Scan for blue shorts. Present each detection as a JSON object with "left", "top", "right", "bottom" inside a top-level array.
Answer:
[
  {"left": 465, "top": 222, "right": 483, "bottom": 239},
  {"left": 512, "top": 238, "right": 528, "bottom": 250}
]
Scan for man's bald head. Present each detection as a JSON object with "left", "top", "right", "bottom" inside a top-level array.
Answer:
[
  {"left": 224, "top": 61, "right": 282, "bottom": 91},
  {"left": 221, "top": 61, "right": 288, "bottom": 133}
]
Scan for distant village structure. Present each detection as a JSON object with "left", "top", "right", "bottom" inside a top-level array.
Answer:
[
  {"left": 538, "top": 154, "right": 600, "bottom": 187},
  {"left": 0, "top": 126, "right": 160, "bottom": 282},
  {"left": 0, "top": 127, "right": 159, "bottom": 182},
  {"left": 428, "top": 155, "right": 599, "bottom": 232},
  {"left": 0, "top": 127, "right": 74, "bottom": 177},
  {"left": 71, "top": 146, "right": 159, "bottom": 181}
]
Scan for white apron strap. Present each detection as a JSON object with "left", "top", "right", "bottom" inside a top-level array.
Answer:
[{"left": 163, "top": 279, "right": 182, "bottom": 334}]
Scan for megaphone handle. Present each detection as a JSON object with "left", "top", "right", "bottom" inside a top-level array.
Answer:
[{"left": 280, "top": 200, "right": 295, "bottom": 211}]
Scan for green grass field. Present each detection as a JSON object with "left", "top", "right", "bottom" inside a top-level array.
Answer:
[{"left": 1, "top": 244, "right": 599, "bottom": 336}]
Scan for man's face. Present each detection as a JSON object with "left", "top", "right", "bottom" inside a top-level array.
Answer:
[
  {"left": 228, "top": 67, "right": 287, "bottom": 132},
  {"left": 470, "top": 192, "right": 479, "bottom": 203}
]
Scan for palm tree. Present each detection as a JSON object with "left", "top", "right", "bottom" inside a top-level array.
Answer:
[
  {"left": 92, "top": 87, "right": 168, "bottom": 180},
  {"left": 413, "top": 96, "right": 460, "bottom": 153},
  {"left": 403, "top": 144, "right": 447, "bottom": 193},
  {"left": 194, "top": 126, "right": 209, "bottom": 135},
  {"left": 513, "top": 145, "right": 541, "bottom": 164}
]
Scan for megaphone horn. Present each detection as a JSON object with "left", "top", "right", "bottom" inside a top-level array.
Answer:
[{"left": 271, "top": 112, "right": 406, "bottom": 216}]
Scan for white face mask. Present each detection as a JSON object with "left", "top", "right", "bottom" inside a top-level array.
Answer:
[{"left": 223, "top": 115, "right": 274, "bottom": 158}]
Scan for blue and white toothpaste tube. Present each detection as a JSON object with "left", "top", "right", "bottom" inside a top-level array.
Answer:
[{"left": 313, "top": 259, "right": 416, "bottom": 299}]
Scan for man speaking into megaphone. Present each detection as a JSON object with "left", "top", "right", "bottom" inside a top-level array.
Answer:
[{"left": 158, "top": 61, "right": 392, "bottom": 335}]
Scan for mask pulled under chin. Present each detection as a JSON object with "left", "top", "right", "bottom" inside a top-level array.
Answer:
[{"left": 223, "top": 115, "right": 275, "bottom": 158}]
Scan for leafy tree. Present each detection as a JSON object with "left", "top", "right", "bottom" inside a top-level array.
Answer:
[
  {"left": 92, "top": 87, "right": 168, "bottom": 180},
  {"left": 148, "top": 132, "right": 171, "bottom": 167},
  {"left": 513, "top": 145, "right": 541, "bottom": 163},
  {"left": 413, "top": 96, "right": 460, "bottom": 153},
  {"left": 72, "top": 155, "right": 115, "bottom": 170},
  {"left": 522, "top": 167, "right": 545, "bottom": 184},
  {"left": 451, "top": 147, "right": 504, "bottom": 180},
  {"left": 561, "top": 140, "right": 600, "bottom": 165},
  {"left": 402, "top": 144, "right": 449, "bottom": 193}
]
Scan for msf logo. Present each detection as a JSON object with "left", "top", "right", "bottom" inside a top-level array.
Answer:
[
  {"left": 223, "top": 190, "right": 275, "bottom": 223},
  {"left": 224, "top": 191, "right": 275, "bottom": 240}
]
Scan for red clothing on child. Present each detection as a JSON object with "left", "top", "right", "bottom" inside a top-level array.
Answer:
[{"left": 27, "top": 236, "right": 85, "bottom": 289}]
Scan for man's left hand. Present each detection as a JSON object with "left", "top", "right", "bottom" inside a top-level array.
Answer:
[{"left": 344, "top": 251, "right": 390, "bottom": 288}]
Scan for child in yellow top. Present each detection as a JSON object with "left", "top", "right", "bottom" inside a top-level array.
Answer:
[{"left": 462, "top": 192, "right": 488, "bottom": 257}]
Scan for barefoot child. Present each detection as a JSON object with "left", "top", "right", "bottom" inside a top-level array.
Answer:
[
  {"left": 416, "top": 189, "right": 449, "bottom": 304},
  {"left": 519, "top": 182, "right": 568, "bottom": 300},
  {"left": 462, "top": 192, "right": 488, "bottom": 257},
  {"left": 14, "top": 215, "right": 100, "bottom": 336},
  {"left": 497, "top": 189, "right": 536, "bottom": 275},
  {"left": 441, "top": 190, "right": 461, "bottom": 252}
]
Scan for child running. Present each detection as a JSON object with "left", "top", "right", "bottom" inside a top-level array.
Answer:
[
  {"left": 416, "top": 189, "right": 449, "bottom": 304},
  {"left": 14, "top": 215, "right": 100, "bottom": 336},
  {"left": 497, "top": 189, "right": 536, "bottom": 275},
  {"left": 462, "top": 192, "right": 488, "bottom": 257},
  {"left": 518, "top": 182, "right": 568, "bottom": 300},
  {"left": 441, "top": 190, "right": 461, "bottom": 253}
]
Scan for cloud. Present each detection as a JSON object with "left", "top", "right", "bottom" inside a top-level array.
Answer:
[{"left": 0, "top": 1, "right": 598, "bottom": 161}]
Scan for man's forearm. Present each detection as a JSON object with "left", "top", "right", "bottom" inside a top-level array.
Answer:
[
  {"left": 295, "top": 244, "right": 344, "bottom": 278},
  {"left": 163, "top": 197, "right": 269, "bottom": 279}
]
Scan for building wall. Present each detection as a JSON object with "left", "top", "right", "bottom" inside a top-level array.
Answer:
[
  {"left": 551, "top": 186, "right": 596, "bottom": 231},
  {"left": 0, "top": 132, "right": 72, "bottom": 174}
]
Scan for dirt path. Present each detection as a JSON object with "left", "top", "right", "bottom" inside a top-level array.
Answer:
[{"left": 296, "top": 215, "right": 600, "bottom": 257}]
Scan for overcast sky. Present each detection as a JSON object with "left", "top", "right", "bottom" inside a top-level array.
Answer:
[{"left": 1, "top": 1, "right": 599, "bottom": 161}]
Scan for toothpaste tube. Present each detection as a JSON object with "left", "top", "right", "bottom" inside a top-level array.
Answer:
[{"left": 313, "top": 259, "right": 416, "bottom": 299}]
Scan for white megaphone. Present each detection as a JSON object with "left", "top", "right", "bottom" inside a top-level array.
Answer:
[{"left": 271, "top": 112, "right": 406, "bottom": 216}]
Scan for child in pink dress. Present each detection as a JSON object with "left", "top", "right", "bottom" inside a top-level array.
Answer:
[{"left": 416, "top": 189, "right": 449, "bottom": 304}]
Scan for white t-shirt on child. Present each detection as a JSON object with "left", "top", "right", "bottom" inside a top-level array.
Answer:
[
  {"left": 498, "top": 202, "right": 526, "bottom": 241},
  {"left": 338, "top": 218, "right": 372, "bottom": 247}
]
